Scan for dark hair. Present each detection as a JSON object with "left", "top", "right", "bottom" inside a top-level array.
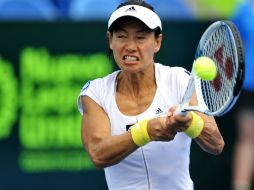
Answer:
[
  {"left": 117, "top": 0, "right": 154, "bottom": 11},
  {"left": 107, "top": 0, "right": 161, "bottom": 59}
]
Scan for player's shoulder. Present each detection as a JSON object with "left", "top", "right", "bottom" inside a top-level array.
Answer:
[{"left": 80, "top": 70, "right": 119, "bottom": 94}]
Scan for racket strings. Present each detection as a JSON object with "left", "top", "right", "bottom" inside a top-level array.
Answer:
[
  {"left": 197, "top": 25, "right": 238, "bottom": 114},
  {"left": 197, "top": 29, "right": 223, "bottom": 112}
]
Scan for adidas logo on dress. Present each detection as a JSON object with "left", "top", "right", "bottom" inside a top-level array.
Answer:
[{"left": 155, "top": 108, "right": 163, "bottom": 115}]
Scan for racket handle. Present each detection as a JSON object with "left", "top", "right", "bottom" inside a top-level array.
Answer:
[{"left": 174, "top": 106, "right": 188, "bottom": 116}]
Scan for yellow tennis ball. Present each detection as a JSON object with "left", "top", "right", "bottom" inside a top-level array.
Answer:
[{"left": 193, "top": 56, "right": 217, "bottom": 81}]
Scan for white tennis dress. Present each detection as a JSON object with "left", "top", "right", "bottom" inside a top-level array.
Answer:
[{"left": 78, "top": 63, "right": 193, "bottom": 190}]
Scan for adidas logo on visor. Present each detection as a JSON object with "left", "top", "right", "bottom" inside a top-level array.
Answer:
[{"left": 125, "top": 6, "right": 136, "bottom": 12}]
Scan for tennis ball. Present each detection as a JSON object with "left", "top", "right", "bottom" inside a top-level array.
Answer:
[{"left": 193, "top": 56, "right": 217, "bottom": 81}]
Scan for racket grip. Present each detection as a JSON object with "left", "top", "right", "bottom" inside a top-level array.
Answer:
[{"left": 174, "top": 106, "right": 188, "bottom": 116}]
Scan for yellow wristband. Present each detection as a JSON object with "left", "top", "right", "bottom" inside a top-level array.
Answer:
[
  {"left": 184, "top": 112, "right": 204, "bottom": 139},
  {"left": 130, "top": 119, "right": 152, "bottom": 147}
]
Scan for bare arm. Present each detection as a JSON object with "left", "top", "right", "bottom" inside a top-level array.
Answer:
[
  {"left": 190, "top": 94, "right": 225, "bottom": 155},
  {"left": 194, "top": 113, "right": 225, "bottom": 155},
  {"left": 81, "top": 96, "right": 138, "bottom": 168},
  {"left": 151, "top": 93, "right": 225, "bottom": 155},
  {"left": 81, "top": 96, "right": 179, "bottom": 168}
]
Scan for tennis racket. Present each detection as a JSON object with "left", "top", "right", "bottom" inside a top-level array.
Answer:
[{"left": 175, "top": 20, "right": 245, "bottom": 116}]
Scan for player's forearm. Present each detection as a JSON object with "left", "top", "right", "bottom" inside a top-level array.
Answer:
[
  {"left": 195, "top": 122, "right": 225, "bottom": 155},
  {"left": 85, "top": 132, "right": 138, "bottom": 168}
]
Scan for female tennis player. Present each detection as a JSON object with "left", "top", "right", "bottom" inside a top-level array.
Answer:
[{"left": 78, "top": 0, "right": 224, "bottom": 189}]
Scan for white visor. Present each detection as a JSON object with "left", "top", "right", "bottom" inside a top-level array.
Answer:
[{"left": 108, "top": 5, "right": 162, "bottom": 31}]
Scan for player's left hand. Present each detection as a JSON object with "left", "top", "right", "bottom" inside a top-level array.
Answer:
[{"left": 166, "top": 106, "right": 192, "bottom": 133}]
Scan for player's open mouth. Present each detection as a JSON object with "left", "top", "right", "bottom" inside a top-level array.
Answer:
[{"left": 123, "top": 55, "right": 139, "bottom": 61}]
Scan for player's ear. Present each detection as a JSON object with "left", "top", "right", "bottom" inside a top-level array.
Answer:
[
  {"left": 154, "top": 33, "right": 162, "bottom": 53},
  {"left": 107, "top": 31, "right": 113, "bottom": 50}
]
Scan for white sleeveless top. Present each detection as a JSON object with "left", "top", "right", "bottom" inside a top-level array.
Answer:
[{"left": 78, "top": 63, "right": 193, "bottom": 190}]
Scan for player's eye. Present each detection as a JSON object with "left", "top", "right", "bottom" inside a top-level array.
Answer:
[
  {"left": 117, "top": 35, "right": 126, "bottom": 39},
  {"left": 137, "top": 36, "right": 146, "bottom": 40}
]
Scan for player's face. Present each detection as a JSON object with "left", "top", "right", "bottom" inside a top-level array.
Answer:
[{"left": 108, "top": 18, "right": 162, "bottom": 73}]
